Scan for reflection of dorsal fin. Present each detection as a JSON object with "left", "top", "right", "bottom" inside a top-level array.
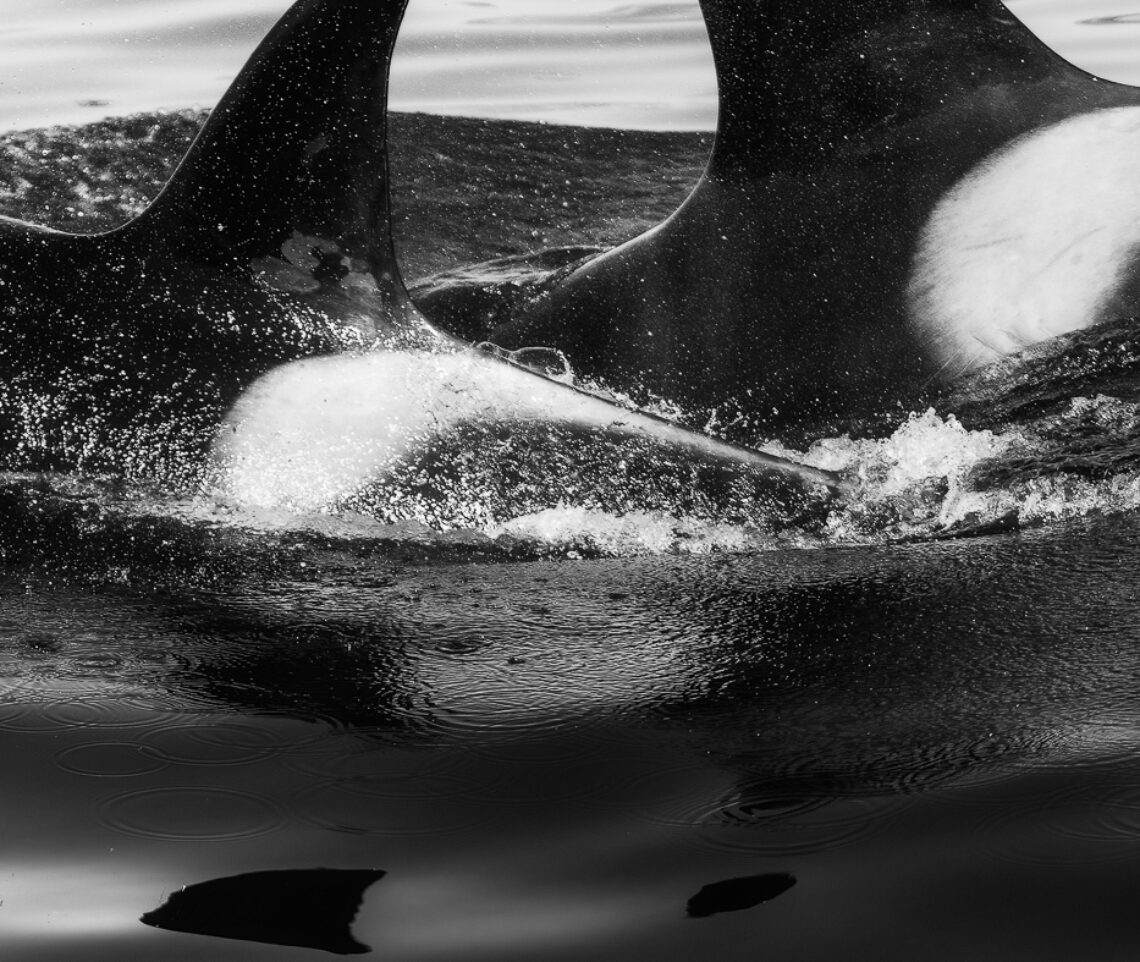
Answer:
[
  {"left": 700, "top": 0, "right": 1087, "bottom": 177},
  {"left": 125, "top": 0, "right": 409, "bottom": 297},
  {"left": 141, "top": 867, "right": 386, "bottom": 954}
]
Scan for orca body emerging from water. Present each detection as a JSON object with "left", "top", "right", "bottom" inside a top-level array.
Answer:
[
  {"left": 485, "top": 0, "right": 1140, "bottom": 437},
  {"left": 0, "top": 0, "right": 837, "bottom": 508},
  {"left": 0, "top": 0, "right": 426, "bottom": 484}
]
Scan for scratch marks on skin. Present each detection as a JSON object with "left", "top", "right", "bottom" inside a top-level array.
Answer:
[
  {"left": 1025, "top": 226, "right": 1109, "bottom": 285},
  {"left": 251, "top": 230, "right": 381, "bottom": 297},
  {"left": 958, "top": 234, "right": 1019, "bottom": 253},
  {"left": 249, "top": 229, "right": 395, "bottom": 344},
  {"left": 908, "top": 106, "right": 1140, "bottom": 378}
]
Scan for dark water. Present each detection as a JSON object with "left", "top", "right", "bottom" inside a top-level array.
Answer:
[{"left": 4, "top": 500, "right": 1140, "bottom": 960}]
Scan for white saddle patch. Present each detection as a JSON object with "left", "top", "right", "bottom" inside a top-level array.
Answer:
[
  {"left": 211, "top": 349, "right": 790, "bottom": 512},
  {"left": 213, "top": 350, "right": 595, "bottom": 512},
  {"left": 908, "top": 106, "right": 1140, "bottom": 377}
]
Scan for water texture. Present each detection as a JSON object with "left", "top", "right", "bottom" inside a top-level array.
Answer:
[
  {"left": 2, "top": 0, "right": 1140, "bottom": 132},
  {"left": 2, "top": 3, "right": 1140, "bottom": 960}
]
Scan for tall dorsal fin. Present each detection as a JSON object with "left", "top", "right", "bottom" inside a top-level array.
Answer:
[
  {"left": 699, "top": 0, "right": 1088, "bottom": 177},
  {"left": 125, "top": 0, "right": 409, "bottom": 290}
]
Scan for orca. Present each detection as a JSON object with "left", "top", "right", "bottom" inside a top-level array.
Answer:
[
  {"left": 0, "top": 0, "right": 838, "bottom": 511},
  {"left": 0, "top": 0, "right": 427, "bottom": 486},
  {"left": 481, "top": 0, "right": 1140, "bottom": 439}
]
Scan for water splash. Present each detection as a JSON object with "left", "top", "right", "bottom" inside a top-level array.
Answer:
[
  {"left": 6, "top": 375, "right": 1140, "bottom": 568},
  {"left": 487, "top": 506, "right": 762, "bottom": 557},
  {"left": 472, "top": 393, "right": 1140, "bottom": 554}
]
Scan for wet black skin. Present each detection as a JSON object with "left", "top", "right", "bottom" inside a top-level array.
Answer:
[
  {"left": 8, "top": 0, "right": 1140, "bottom": 480},
  {"left": 0, "top": 0, "right": 427, "bottom": 481},
  {"left": 487, "top": 0, "right": 1140, "bottom": 438}
]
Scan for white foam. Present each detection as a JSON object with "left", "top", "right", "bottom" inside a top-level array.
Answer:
[
  {"left": 487, "top": 505, "right": 762, "bottom": 556},
  {"left": 213, "top": 365, "right": 1140, "bottom": 551},
  {"left": 38, "top": 388, "right": 1134, "bottom": 556},
  {"left": 810, "top": 409, "right": 1015, "bottom": 494}
]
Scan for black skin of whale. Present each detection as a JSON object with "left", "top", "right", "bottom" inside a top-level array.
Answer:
[
  {"left": 5, "top": 0, "right": 1137, "bottom": 483},
  {"left": 0, "top": 0, "right": 426, "bottom": 481},
  {"left": 0, "top": 0, "right": 838, "bottom": 497},
  {"left": 482, "top": 0, "right": 1140, "bottom": 439}
]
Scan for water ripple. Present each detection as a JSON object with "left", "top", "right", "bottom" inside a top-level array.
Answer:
[
  {"left": 692, "top": 792, "right": 901, "bottom": 856},
  {"left": 292, "top": 778, "right": 492, "bottom": 837},
  {"left": 284, "top": 730, "right": 461, "bottom": 780},
  {"left": 978, "top": 783, "right": 1140, "bottom": 865},
  {"left": 422, "top": 679, "right": 608, "bottom": 746},
  {"left": 98, "top": 786, "right": 285, "bottom": 842},
  {"left": 56, "top": 741, "right": 167, "bottom": 777},
  {"left": 601, "top": 760, "right": 910, "bottom": 856},
  {"left": 141, "top": 720, "right": 290, "bottom": 766}
]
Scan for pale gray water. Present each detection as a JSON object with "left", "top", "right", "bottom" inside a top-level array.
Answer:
[{"left": 0, "top": 0, "right": 1138, "bottom": 133}]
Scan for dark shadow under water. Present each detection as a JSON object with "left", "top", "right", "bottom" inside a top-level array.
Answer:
[{"left": 3, "top": 508, "right": 1140, "bottom": 960}]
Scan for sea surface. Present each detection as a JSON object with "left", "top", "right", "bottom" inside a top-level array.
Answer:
[
  {"left": 3, "top": 2, "right": 1140, "bottom": 960},
  {"left": 1, "top": 0, "right": 1140, "bottom": 132},
  {"left": 5, "top": 509, "right": 1140, "bottom": 961}
]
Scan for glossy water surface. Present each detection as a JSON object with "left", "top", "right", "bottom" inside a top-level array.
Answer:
[
  {"left": 4, "top": 2, "right": 1140, "bottom": 958},
  {"left": 3, "top": 512, "right": 1140, "bottom": 959},
  {"left": 2, "top": 0, "right": 1140, "bottom": 132}
]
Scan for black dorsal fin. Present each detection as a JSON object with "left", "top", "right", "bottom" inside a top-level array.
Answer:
[
  {"left": 126, "top": 0, "right": 409, "bottom": 292},
  {"left": 699, "top": 0, "right": 1085, "bottom": 177}
]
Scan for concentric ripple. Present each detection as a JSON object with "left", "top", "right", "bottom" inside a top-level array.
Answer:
[
  {"left": 749, "top": 732, "right": 1034, "bottom": 803},
  {"left": 0, "top": 684, "right": 165, "bottom": 732},
  {"left": 285, "top": 730, "right": 462, "bottom": 780},
  {"left": 141, "top": 720, "right": 289, "bottom": 766},
  {"left": 603, "top": 761, "right": 908, "bottom": 856},
  {"left": 41, "top": 696, "right": 153, "bottom": 730},
  {"left": 422, "top": 680, "right": 608, "bottom": 747},
  {"left": 98, "top": 786, "right": 285, "bottom": 841},
  {"left": 56, "top": 741, "right": 167, "bottom": 777},
  {"left": 0, "top": 702, "right": 61, "bottom": 732},
  {"left": 978, "top": 784, "right": 1140, "bottom": 865},
  {"left": 692, "top": 791, "right": 901, "bottom": 856},
  {"left": 292, "top": 776, "right": 492, "bottom": 837}
]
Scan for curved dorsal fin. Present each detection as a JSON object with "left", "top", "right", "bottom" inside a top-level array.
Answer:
[
  {"left": 126, "top": 0, "right": 409, "bottom": 290},
  {"left": 700, "top": 0, "right": 1086, "bottom": 177}
]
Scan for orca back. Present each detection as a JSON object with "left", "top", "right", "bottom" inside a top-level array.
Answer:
[{"left": 124, "top": 0, "right": 413, "bottom": 315}]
